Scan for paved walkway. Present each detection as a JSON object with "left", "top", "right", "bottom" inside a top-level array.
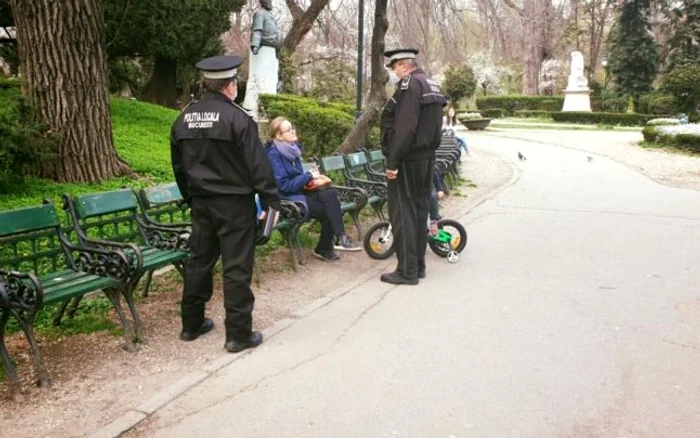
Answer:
[{"left": 120, "top": 133, "right": 700, "bottom": 437}]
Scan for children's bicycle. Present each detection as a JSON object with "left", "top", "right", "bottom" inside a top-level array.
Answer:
[{"left": 363, "top": 218, "right": 467, "bottom": 263}]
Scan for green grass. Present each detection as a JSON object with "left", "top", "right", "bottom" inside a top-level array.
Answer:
[
  {"left": 5, "top": 296, "right": 120, "bottom": 338},
  {"left": 0, "top": 98, "right": 178, "bottom": 211},
  {"left": 488, "top": 118, "right": 642, "bottom": 132}
]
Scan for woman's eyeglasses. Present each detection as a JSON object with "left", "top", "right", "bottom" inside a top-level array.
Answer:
[{"left": 281, "top": 127, "right": 296, "bottom": 134}]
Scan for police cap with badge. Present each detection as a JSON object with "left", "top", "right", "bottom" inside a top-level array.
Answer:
[
  {"left": 196, "top": 55, "right": 242, "bottom": 80},
  {"left": 384, "top": 48, "right": 419, "bottom": 68}
]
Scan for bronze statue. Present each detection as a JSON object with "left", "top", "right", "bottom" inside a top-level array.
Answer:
[
  {"left": 242, "top": 0, "right": 281, "bottom": 119},
  {"left": 250, "top": 0, "right": 280, "bottom": 56}
]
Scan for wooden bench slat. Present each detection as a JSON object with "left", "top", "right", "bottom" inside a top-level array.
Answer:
[
  {"left": 42, "top": 276, "right": 118, "bottom": 306},
  {"left": 141, "top": 183, "right": 182, "bottom": 208},
  {"left": 77, "top": 189, "right": 138, "bottom": 218},
  {"left": 0, "top": 205, "right": 60, "bottom": 236}
]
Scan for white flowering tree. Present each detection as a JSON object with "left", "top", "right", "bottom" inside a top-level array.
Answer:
[
  {"left": 468, "top": 52, "right": 511, "bottom": 96},
  {"left": 539, "top": 59, "right": 565, "bottom": 96}
]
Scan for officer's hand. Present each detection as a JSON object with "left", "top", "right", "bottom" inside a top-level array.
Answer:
[
  {"left": 259, "top": 210, "right": 267, "bottom": 221},
  {"left": 252, "top": 46, "right": 259, "bottom": 55},
  {"left": 386, "top": 169, "right": 398, "bottom": 180},
  {"left": 437, "top": 191, "right": 445, "bottom": 200}
]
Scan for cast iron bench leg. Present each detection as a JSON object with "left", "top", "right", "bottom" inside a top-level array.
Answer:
[
  {"left": 0, "top": 307, "right": 23, "bottom": 401},
  {"left": 13, "top": 308, "right": 51, "bottom": 389},
  {"left": 104, "top": 287, "right": 137, "bottom": 352}
]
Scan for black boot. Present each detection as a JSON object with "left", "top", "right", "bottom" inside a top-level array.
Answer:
[
  {"left": 380, "top": 271, "right": 419, "bottom": 286},
  {"left": 180, "top": 318, "right": 215, "bottom": 342},
  {"left": 225, "top": 331, "right": 263, "bottom": 353}
]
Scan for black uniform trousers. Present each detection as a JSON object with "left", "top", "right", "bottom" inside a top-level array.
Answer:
[
  {"left": 387, "top": 158, "right": 435, "bottom": 280},
  {"left": 182, "top": 195, "right": 256, "bottom": 343},
  {"left": 306, "top": 188, "right": 345, "bottom": 252}
]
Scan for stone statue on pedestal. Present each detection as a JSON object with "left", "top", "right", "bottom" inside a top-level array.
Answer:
[
  {"left": 562, "top": 51, "right": 592, "bottom": 112},
  {"left": 566, "top": 51, "right": 588, "bottom": 90},
  {"left": 241, "top": 0, "right": 281, "bottom": 120}
]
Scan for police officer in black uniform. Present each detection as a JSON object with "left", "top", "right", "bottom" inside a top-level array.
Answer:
[
  {"left": 380, "top": 48, "right": 447, "bottom": 285},
  {"left": 171, "top": 55, "right": 281, "bottom": 353}
]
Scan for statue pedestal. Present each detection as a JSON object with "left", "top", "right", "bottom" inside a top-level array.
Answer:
[
  {"left": 562, "top": 88, "right": 592, "bottom": 112},
  {"left": 242, "top": 45, "right": 279, "bottom": 120}
]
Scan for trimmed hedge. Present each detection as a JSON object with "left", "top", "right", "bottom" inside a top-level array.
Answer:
[
  {"left": 642, "top": 124, "right": 700, "bottom": 153},
  {"left": 481, "top": 108, "right": 505, "bottom": 118},
  {"left": 513, "top": 110, "right": 553, "bottom": 118},
  {"left": 551, "top": 112, "right": 665, "bottom": 126},
  {"left": 476, "top": 95, "right": 564, "bottom": 114},
  {"left": 259, "top": 94, "right": 378, "bottom": 158}
]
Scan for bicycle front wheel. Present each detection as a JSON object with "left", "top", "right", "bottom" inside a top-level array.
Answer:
[{"left": 363, "top": 221, "right": 396, "bottom": 260}]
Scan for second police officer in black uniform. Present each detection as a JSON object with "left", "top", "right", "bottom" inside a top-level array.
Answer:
[
  {"left": 170, "top": 55, "right": 281, "bottom": 353},
  {"left": 380, "top": 48, "right": 447, "bottom": 285}
]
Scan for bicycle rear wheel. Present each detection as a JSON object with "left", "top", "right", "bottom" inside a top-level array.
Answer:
[{"left": 428, "top": 219, "right": 467, "bottom": 257}]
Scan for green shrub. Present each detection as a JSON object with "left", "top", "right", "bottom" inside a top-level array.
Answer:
[
  {"left": 481, "top": 108, "right": 505, "bottom": 118},
  {"left": 637, "top": 94, "right": 678, "bottom": 115},
  {"left": 662, "top": 62, "right": 700, "bottom": 114},
  {"left": 260, "top": 94, "right": 377, "bottom": 157},
  {"left": 476, "top": 95, "right": 564, "bottom": 114},
  {"left": 642, "top": 125, "right": 660, "bottom": 142},
  {"left": 442, "top": 64, "right": 477, "bottom": 107},
  {"left": 645, "top": 118, "right": 680, "bottom": 126},
  {"left": 457, "top": 112, "right": 483, "bottom": 121},
  {"left": 513, "top": 110, "right": 553, "bottom": 118},
  {"left": 0, "top": 86, "right": 58, "bottom": 193},
  {"left": 642, "top": 124, "right": 700, "bottom": 153},
  {"left": 598, "top": 97, "right": 628, "bottom": 113},
  {"left": 551, "top": 111, "right": 663, "bottom": 126}
]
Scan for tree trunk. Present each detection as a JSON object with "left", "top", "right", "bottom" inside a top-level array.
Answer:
[
  {"left": 281, "top": 0, "right": 330, "bottom": 54},
  {"left": 144, "top": 56, "right": 178, "bottom": 108},
  {"left": 11, "top": 0, "right": 128, "bottom": 182},
  {"left": 338, "top": 0, "right": 388, "bottom": 154}
]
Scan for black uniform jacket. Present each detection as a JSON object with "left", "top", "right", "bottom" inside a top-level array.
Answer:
[
  {"left": 380, "top": 69, "right": 447, "bottom": 170},
  {"left": 170, "top": 92, "right": 281, "bottom": 211}
]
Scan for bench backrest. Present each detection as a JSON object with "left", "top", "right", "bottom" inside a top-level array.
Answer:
[
  {"left": 67, "top": 189, "right": 144, "bottom": 244},
  {"left": 366, "top": 150, "right": 384, "bottom": 164},
  {"left": 344, "top": 152, "right": 373, "bottom": 180},
  {"left": 319, "top": 155, "right": 349, "bottom": 184},
  {"left": 138, "top": 183, "right": 190, "bottom": 225},
  {"left": 0, "top": 204, "right": 69, "bottom": 274}
]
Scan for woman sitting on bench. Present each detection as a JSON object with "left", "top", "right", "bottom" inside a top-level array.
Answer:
[
  {"left": 265, "top": 117, "right": 361, "bottom": 261},
  {"left": 443, "top": 107, "right": 471, "bottom": 157}
]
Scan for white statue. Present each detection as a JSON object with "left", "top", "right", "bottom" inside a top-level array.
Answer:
[
  {"left": 562, "top": 51, "right": 592, "bottom": 112},
  {"left": 566, "top": 51, "right": 588, "bottom": 90}
]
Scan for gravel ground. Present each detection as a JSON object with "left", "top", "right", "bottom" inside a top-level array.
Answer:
[{"left": 0, "top": 148, "right": 514, "bottom": 437}]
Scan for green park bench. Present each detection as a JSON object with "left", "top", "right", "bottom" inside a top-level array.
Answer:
[
  {"left": 340, "top": 152, "right": 388, "bottom": 220},
  {"left": 0, "top": 202, "right": 137, "bottom": 400},
  {"left": 364, "top": 149, "right": 386, "bottom": 182},
  {"left": 136, "top": 182, "right": 307, "bottom": 268},
  {"left": 61, "top": 188, "right": 189, "bottom": 329},
  {"left": 301, "top": 160, "right": 369, "bottom": 243}
]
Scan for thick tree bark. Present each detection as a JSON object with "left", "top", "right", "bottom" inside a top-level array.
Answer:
[
  {"left": 143, "top": 56, "right": 178, "bottom": 108},
  {"left": 11, "top": 0, "right": 128, "bottom": 182},
  {"left": 338, "top": 0, "right": 388, "bottom": 154}
]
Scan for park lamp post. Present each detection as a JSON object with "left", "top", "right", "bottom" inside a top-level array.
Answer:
[
  {"left": 355, "top": 0, "right": 364, "bottom": 120},
  {"left": 601, "top": 57, "right": 608, "bottom": 90}
]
